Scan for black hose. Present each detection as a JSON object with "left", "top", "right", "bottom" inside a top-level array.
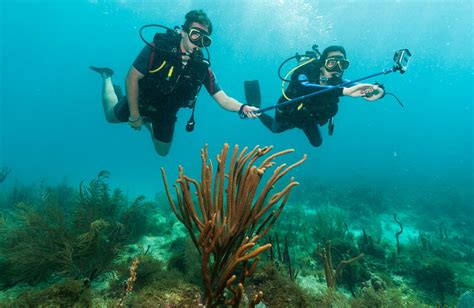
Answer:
[
  {"left": 277, "top": 55, "right": 301, "bottom": 82},
  {"left": 385, "top": 92, "right": 405, "bottom": 108},
  {"left": 139, "top": 24, "right": 211, "bottom": 65},
  {"left": 139, "top": 24, "right": 185, "bottom": 56}
]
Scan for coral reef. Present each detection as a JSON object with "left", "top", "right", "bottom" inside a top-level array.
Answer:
[
  {"left": 3, "top": 280, "right": 92, "bottom": 307},
  {"left": 161, "top": 144, "right": 306, "bottom": 307},
  {"left": 0, "top": 161, "right": 472, "bottom": 307},
  {"left": 316, "top": 241, "right": 364, "bottom": 290},
  {"left": 0, "top": 171, "right": 154, "bottom": 289},
  {"left": 250, "top": 263, "right": 316, "bottom": 307},
  {"left": 412, "top": 258, "right": 456, "bottom": 304}
]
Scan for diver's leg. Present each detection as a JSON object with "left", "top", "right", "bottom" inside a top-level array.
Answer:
[
  {"left": 91, "top": 67, "right": 120, "bottom": 123},
  {"left": 143, "top": 122, "right": 171, "bottom": 156},
  {"left": 144, "top": 118, "right": 176, "bottom": 157},
  {"left": 153, "top": 141, "right": 172, "bottom": 156},
  {"left": 259, "top": 113, "right": 275, "bottom": 131},
  {"left": 259, "top": 113, "right": 289, "bottom": 133},
  {"left": 302, "top": 124, "right": 323, "bottom": 147},
  {"left": 101, "top": 76, "right": 121, "bottom": 123}
]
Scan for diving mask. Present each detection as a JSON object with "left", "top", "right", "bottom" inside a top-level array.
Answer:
[
  {"left": 324, "top": 57, "right": 350, "bottom": 72},
  {"left": 187, "top": 27, "right": 212, "bottom": 48}
]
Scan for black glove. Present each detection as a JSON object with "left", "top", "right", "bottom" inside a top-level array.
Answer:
[{"left": 238, "top": 104, "right": 249, "bottom": 119}]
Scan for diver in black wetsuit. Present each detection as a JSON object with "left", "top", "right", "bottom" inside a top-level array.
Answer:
[
  {"left": 259, "top": 46, "right": 385, "bottom": 147},
  {"left": 91, "top": 10, "right": 259, "bottom": 156}
]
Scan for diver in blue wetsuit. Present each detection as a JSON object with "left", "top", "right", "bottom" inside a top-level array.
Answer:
[{"left": 259, "top": 46, "right": 385, "bottom": 147}]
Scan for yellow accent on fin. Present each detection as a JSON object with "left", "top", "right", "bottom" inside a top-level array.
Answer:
[
  {"left": 149, "top": 61, "right": 166, "bottom": 73},
  {"left": 297, "top": 103, "right": 304, "bottom": 111},
  {"left": 168, "top": 66, "right": 174, "bottom": 78}
]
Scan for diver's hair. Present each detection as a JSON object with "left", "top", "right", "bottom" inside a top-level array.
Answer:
[
  {"left": 183, "top": 10, "right": 213, "bottom": 34},
  {"left": 321, "top": 46, "right": 347, "bottom": 61}
]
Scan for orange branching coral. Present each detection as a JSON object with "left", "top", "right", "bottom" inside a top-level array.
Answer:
[
  {"left": 161, "top": 144, "right": 306, "bottom": 307},
  {"left": 118, "top": 258, "right": 139, "bottom": 307},
  {"left": 317, "top": 241, "right": 364, "bottom": 289}
]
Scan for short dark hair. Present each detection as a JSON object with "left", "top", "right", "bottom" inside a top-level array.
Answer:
[
  {"left": 183, "top": 10, "right": 213, "bottom": 34},
  {"left": 321, "top": 45, "right": 347, "bottom": 61}
]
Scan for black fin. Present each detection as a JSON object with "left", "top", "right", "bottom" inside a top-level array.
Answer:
[
  {"left": 89, "top": 66, "right": 114, "bottom": 77},
  {"left": 244, "top": 80, "right": 261, "bottom": 108}
]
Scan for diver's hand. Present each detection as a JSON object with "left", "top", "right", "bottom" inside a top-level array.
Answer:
[
  {"left": 239, "top": 104, "right": 260, "bottom": 119},
  {"left": 244, "top": 105, "right": 260, "bottom": 118},
  {"left": 343, "top": 84, "right": 384, "bottom": 101},
  {"left": 128, "top": 114, "right": 143, "bottom": 130},
  {"left": 363, "top": 84, "right": 384, "bottom": 101}
]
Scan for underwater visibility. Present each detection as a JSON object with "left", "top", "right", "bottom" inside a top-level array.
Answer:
[{"left": 1, "top": 0, "right": 473, "bottom": 307}]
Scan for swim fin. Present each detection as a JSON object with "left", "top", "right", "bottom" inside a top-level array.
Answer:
[
  {"left": 89, "top": 66, "right": 114, "bottom": 77},
  {"left": 244, "top": 80, "right": 261, "bottom": 108}
]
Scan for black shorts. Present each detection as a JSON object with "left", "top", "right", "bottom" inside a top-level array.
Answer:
[{"left": 114, "top": 97, "right": 177, "bottom": 144}]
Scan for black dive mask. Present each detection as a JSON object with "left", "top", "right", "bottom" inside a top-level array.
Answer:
[
  {"left": 187, "top": 27, "right": 212, "bottom": 48},
  {"left": 324, "top": 57, "right": 350, "bottom": 72}
]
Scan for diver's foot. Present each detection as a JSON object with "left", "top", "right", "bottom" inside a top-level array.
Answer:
[{"left": 90, "top": 66, "right": 114, "bottom": 78}]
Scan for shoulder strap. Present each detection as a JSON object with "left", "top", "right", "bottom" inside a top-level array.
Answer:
[
  {"left": 147, "top": 31, "right": 181, "bottom": 71},
  {"left": 147, "top": 42, "right": 156, "bottom": 72}
]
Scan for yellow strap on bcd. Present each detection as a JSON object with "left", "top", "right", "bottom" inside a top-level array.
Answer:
[
  {"left": 149, "top": 61, "right": 166, "bottom": 74},
  {"left": 281, "top": 57, "right": 316, "bottom": 101}
]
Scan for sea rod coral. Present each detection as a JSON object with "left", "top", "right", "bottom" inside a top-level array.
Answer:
[{"left": 161, "top": 144, "right": 306, "bottom": 307}]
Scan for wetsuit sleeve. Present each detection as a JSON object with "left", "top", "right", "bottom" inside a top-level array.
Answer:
[
  {"left": 132, "top": 46, "right": 153, "bottom": 75},
  {"left": 298, "top": 73, "right": 344, "bottom": 97},
  {"left": 203, "top": 67, "right": 222, "bottom": 95}
]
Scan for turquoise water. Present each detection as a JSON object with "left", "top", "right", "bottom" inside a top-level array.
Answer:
[
  {"left": 1, "top": 0, "right": 472, "bottom": 195},
  {"left": 0, "top": 0, "right": 473, "bottom": 306}
]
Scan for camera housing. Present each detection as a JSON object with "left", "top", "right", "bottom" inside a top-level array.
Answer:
[{"left": 393, "top": 49, "right": 412, "bottom": 74}]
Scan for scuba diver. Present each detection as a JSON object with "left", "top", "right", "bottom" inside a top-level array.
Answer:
[
  {"left": 257, "top": 45, "right": 385, "bottom": 147},
  {"left": 90, "top": 10, "right": 259, "bottom": 156}
]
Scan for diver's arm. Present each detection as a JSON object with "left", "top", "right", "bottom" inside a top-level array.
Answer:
[
  {"left": 125, "top": 66, "right": 145, "bottom": 128},
  {"left": 299, "top": 74, "right": 357, "bottom": 90},
  {"left": 212, "top": 90, "right": 259, "bottom": 118},
  {"left": 298, "top": 74, "right": 332, "bottom": 90},
  {"left": 298, "top": 74, "right": 384, "bottom": 100}
]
